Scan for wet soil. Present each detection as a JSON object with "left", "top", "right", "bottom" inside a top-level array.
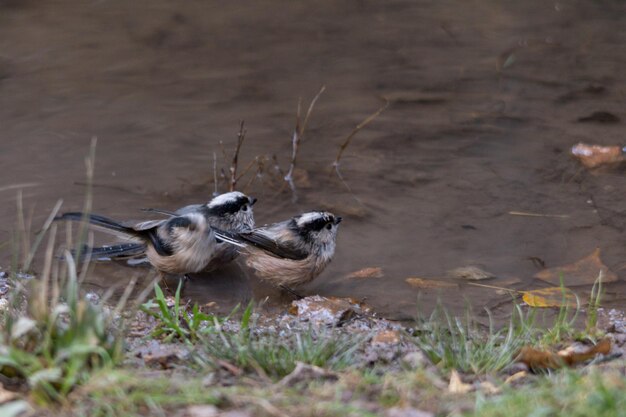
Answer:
[{"left": 1, "top": 0, "right": 626, "bottom": 319}]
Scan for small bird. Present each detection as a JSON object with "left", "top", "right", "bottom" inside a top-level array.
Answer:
[
  {"left": 56, "top": 211, "right": 222, "bottom": 277},
  {"left": 87, "top": 191, "right": 257, "bottom": 271},
  {"left": 220, "top": 211, "right": 342, "bottom": 292}
]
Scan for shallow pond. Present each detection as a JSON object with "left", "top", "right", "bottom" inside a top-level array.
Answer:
[{"left": 1, "top": 0, "right": 626, "bottom": 320}]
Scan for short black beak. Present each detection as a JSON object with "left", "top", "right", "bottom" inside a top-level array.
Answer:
[
  {"left": 250, "top": 197, "right": 258, "bottom": 206},
  {"left": 335, "top": 216, "right": 342, "bottom": 224}
]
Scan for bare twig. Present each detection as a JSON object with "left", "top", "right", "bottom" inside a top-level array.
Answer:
[
  {"left": 212, "top": 151, "right": 218, "bottom": 196},
  {"left": 332, "top": 101, "right": 389, "bottom": 171},
  {"left": 284, "top": 86, "right": 325, "bottom": 203},
  {"left": 229, "top": 121, "right": 247, "bottom": 191},
  {"left": 75, "top": 137, "right": 97, "bottom": 263},
  {"left": 242, "top": 156, "right": 262, "bottom": 192},
  {"left": 300, "top": 85, "right": 325, "bottom": 139},
  {"left": 329, "top": 102, "right": 388, "bottom": 206},
  {"left": 235, "top": 158, "right": 258, "bottom": 183},
  {"left": 508, "top": 211, "right": 570, "bottom": 219}
]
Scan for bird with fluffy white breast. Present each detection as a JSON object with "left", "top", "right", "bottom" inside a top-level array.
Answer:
[{"left": 220, "top": 211, "right": 342, "bottom": 291}]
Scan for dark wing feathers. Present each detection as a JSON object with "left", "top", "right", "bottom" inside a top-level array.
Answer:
[
  {"left": 56, "top": 211, "right": 173, "bottom": 256},
  {"left": 237, "top": 230, "right": 307, "bottom": 260}
]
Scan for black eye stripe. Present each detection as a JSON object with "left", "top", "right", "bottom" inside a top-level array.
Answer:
[
  {"left": 207, "top": 196, "right": 251, "bottom": 215},
  {"left": 300, "top": 215, "right": 335, "bottom": 232}
]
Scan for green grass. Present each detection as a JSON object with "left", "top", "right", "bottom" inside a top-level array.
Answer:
[
  {"left": 410, "top": 303, "right": 537, "bottom": 373},
  {"left": 140, "top": 281, "right": 221, "bottom": 343},
  {"left": 0, "top": 140, "right": 124, "bottom": 404},
  {"left": 195, "top": 302, "right": 367, "bottom": 379},
  {"left": 470, "top": 369, "right": 626, "bottom": 417},
  {"left": 0, "top": 225, "right": 124, "bottom": 404},
  {"left": 69, "top": 370, "right": 221, "bottom": 417}
]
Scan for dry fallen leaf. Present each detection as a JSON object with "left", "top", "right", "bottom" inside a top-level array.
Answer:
[
  {"left": 516, "top": 339, "right": 611, "bottom": 371},
  {"left": 504, "top": 371, "right": 527, "bottom": 385},
  {"left": 371, "top": 329, "right": 402, "bottom": 345},
  {"left": 534, "top": 248, "right": 617, "bottom": 286},
  {"left": 447, "top": 266, "right": 495, "bottom": 281},
  {"left": 346, "top": 267, "right": 384, "bottom": 279},
  {"left": 405, "top": 277, "right": 458, "bottom": 289},
  {"left": 0, "top": 384, "right": 18, "bottom": 404},
  {"left": 571, "top": 142, "right": 624, "bottom": 168},
  {"left": 522, "top": 287, "right": 578, "bottom": 308},
  {"left": 290, "top": 295, "right": 371, "bottom": 326},
  {"left": 478, "top": 381, "right": 500, "bottom": 395},
  {"left": 279, "top": 362, "right": 337, "bottom": 386},
  {"left": 448, "top": 370, "right": 472, "bottom": 394}
]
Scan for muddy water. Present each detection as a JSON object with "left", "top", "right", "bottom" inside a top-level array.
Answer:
[{"left": 2, "top": 0, "right": 626, "bottom": 319}]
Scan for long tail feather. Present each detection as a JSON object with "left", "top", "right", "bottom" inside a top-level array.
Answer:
[{"left": 55, "top": 212, "right": 135, "bottom": 236}]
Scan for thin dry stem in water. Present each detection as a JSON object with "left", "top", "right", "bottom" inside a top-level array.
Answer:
[
  {"left": 36, "top": 223, "right": 58, "bottom": 320},
  {"left": 329, "top": 101, "right": 388, "bottom": 205},
  {"left": 212, "top": 151, "right": 218, "bottom": 197},
  {"left": 332, "top": 101, "right": 389, "bottom": 170},
  {"left": 16, "top": 190, "right": 28, "bottom": 265},
  {"left": 284, "top": 86, "right": 326, "bottom": 203},
  {"left": 229, "top": 121, "right": 247, "bottom": 192},
  {"left": 23, "top": 199, "right": 63, "bottom": 272},
  {"left": 75, "top": 138, "right": 97, "bottom": 262}
]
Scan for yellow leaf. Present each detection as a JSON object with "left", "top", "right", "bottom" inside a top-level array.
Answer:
[
  {"left": 522, "top": 287, "right": 578, "bottom": 308},
  {"left": 448, "top": 370, "right": 472, "bottom": 394}
]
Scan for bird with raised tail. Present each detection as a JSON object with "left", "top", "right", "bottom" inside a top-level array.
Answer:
[{"left": 55, "top": 211, "right": 228, "bottom": 278}]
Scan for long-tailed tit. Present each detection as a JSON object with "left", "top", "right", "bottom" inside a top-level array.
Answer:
[
  {"left": 87, "top": 191, "right": 256, "bottom": 271},
  {"left": 220, "top": 211, "right": 342, "bottom": 290},
  {"left": 56, "top": 211, "right": 226, "bottom": 277}
]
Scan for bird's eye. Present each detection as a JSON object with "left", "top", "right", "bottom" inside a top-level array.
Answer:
[
  {"left": 242, "top": 205, "right": 248, "bottom": 212},
  {"left": 326, "top": 223, "right": 332, "bottom": 230}
]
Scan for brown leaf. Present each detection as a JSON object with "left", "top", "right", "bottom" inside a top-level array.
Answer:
[
  {"left": 571, "top": 142, "right": 624, "bottom": 169},
  {"left": 534, "top": 248, "right": 617, "bottom": 286},
  {"left": 346, "top": 267, "right": 384, "bottom": 279},
  {"left": 447, "top": 266, "right": 495, "bottom": 281},
  {"left": 405, "top": 277, "right": 458, "bottom": 289},
  {"left": 516, "top": 339, "right": 611, "bottom": 371},
  {"left": 291, "top": 295, "right": 369, "bottom": 326},
  {"left": 371, "top": 330, "right": 402, "bottom": 345}
]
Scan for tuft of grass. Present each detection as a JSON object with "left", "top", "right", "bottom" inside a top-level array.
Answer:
[
  {"left": 196, "top": 303, "right": 366, "bottom": 379},
  {"left": 537, "top": 277, "right": 582, "bottom": 346},
  {"left": 585, "top": 272, "right": 605, "bottom": 336},
  {"left": 411, "top": 303, "right": 537, "bottom": 373},
  {"left": 0, "top": 140, "right": 125, "bottom": 404},
  {"left": 70, "top": 370, "right": 221, "bottom": 417},
  {"left": 140, "top": 282, "right": 220, "bottom": 344},
  {"left": 0, "top": 224, "right": 123, "bottom": 404},
  {"left": 471, "top": 369, "right": 626, "bottom": 417}
]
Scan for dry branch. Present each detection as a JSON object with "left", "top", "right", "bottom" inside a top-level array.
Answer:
[
  {"left": 284, "top": 86, "right": 325, "bottom": 203},
  {"left": 332, "top": 101, "right": 389, "bottom": 170},
  {"left": 229, "top": 121, "right": 247, "bottom": 191}
]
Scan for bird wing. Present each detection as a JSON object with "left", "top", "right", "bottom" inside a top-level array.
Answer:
[
  {"left": 236, "top": 229, "right": 308, "bottom": 260},
  {"left": 132, "top": 219, "right": 168, "bottom": 231},
  {"left": 139, "top": 208, "right": 177, "bottom": 217}
]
